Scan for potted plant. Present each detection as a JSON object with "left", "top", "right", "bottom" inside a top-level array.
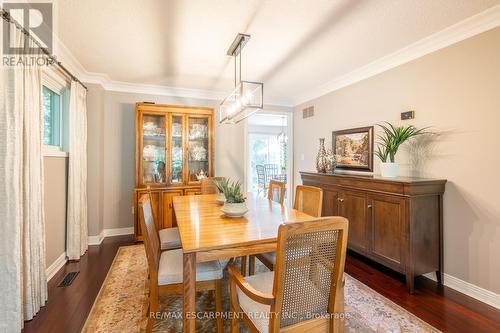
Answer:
[
  {"left": 375, "top": 122, "right": 427, "bottom": 178},
  {"left": 221, "top": 180, "right": 248, "bottom": 217},
  {"left": 213, "top": 178, "right": 229, "bottom": 204}
]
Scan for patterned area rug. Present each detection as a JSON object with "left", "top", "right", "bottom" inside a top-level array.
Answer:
[{"left": 82, "top": 245, "right": 440, "bottom": 333}]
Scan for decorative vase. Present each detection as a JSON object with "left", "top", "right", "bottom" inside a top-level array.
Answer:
[
  {"left": 325, "top": 148, "right": 337, "bottom": 174},
  {"left": 380, "top": 162, "right": 399, "bottom": 178},
  {"left": 221, "top": 202, "right": 248, "bottom": 217},
  {"left": 316, "top": 138, "right": 328, "bottom": 173}
]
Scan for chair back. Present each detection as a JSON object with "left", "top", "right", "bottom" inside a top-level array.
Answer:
[
  {"left": 264, "top": 164, "right": 278, "bottom": 184},
  {"left": 201, "top": 177, "right": 226, "bottom": 194},
  {"left": 270, "top": 217, "right": 348, "bottom": 332},
  {"left": 139, "top": 194, "right": 161, "bottom": 281},
  {"left": 267, "top": 180, "right": 286, "bottom": 205},
  {"left": 256, "top": 165, "right": 266, "bottom": 188},
  {"left": 294, "top": 185, "right": 323, "bottom": 217}
]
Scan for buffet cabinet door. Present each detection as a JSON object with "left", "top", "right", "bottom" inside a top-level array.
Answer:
[
  {"left": 338, "top": 190, "right": 369, "bottom": 254},
  {"left": 162, "top": 190, "right": 183, "bottom": 228},
  {"left": 367, "top": 194, "right": 406, "bottom": 272},
  {"left": 185, "top": 115, "right": 212, "bottom": 185}
]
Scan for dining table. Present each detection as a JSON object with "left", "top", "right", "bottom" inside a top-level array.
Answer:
[{"left": 172, "top": 192, "right": 313, "bottom": 333}]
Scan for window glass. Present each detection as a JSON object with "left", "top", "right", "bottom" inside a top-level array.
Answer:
[{"left": 43, "top": 86, "right": 61, "bottom": 146}]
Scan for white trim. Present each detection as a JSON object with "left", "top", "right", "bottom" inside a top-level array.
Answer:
[
  {"left": 103, "top": 227, "right": 134, "bottom": 237},
  {"left": 87, "top": 230, "right": 105, "bottom": 246},
  {"left": 293, "top": 4, "right": 500, "bottom": 105},
  {"left": 424, "top": 273, "right": 500, "bottom": 309},
  {"left": 46, "top": 252, "right": 67, "bottom": 281},
  {"left": 43, "top": 145, "right": 68, "bottom": 157}
]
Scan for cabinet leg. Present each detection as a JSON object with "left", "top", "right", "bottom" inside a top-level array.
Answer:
[
  {"left": 405, "top": 272, "right": 415, "bottom": 294},
  {"left": 436, "top": 270, "right": 443, "bottom": 285}
]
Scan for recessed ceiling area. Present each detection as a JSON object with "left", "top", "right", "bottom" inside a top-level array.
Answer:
[{"left": 57, "top": 0, "right": 500, "bottom": 105}]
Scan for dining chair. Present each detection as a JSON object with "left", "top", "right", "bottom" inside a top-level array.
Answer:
[
  {"left": 139, "top": 194, "right": 224, "bottom": 333},
  {"left": 145, "top": 187, "right": 182, "bottom": 251},
  {"left": 264, "top": 164, "right": 279, "bottom": 186},
  {"left": 256, "top": 165, "right": 267, "bottom": 196},
  {"left": 201, "top": 176, "right": 226, "bottom": 194},
  {"left": 294, "top": 185, "right": 323, "bottom": 218},
  {"left": 229, "top": 217, "right": 348, "bottom": 333},
  {"left": 267, "top": 179, "right": 286, "bottom": 205},
  {"left": 251, "top": 184, "right": 324, "bottom": 273}
]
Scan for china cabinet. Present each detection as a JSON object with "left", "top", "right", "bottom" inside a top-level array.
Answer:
[{"left": 134, "top": 103, "right": 214, "bottom": 240}]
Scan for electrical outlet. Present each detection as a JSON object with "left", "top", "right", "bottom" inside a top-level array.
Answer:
[
  {"left": 401, "top": 111, "right": 415, "bottom": 120},
  {"left": 131, "top": 206, "right": 134, "bottom": 215}
]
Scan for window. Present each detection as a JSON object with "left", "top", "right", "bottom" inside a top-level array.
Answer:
[{"left": 42, "top": 86, "right": 61, "bottom": 146}]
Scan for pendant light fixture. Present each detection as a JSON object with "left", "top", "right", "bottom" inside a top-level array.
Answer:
[{"left": 220, "top": 33, "right": 264, "bottom": 124}]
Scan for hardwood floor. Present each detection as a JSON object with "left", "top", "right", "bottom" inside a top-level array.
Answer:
[
  {"left": 345, "top": 251, "right": 500, "bottom": 333},
  {"left": 23, "top": 237, "right": 500, "bottom": 333},
  {"left": 22, "top": 235, "right": 134, "bottom": 333}
]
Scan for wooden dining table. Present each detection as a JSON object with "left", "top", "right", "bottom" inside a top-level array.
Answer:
[{"left": 172, "top": 192, "right": 313, "bottom": 333}]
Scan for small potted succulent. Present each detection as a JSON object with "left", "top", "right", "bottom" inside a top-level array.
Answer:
[
  {"left": 375, "top": 122, "right": 428, "bottom": 178},
  {"left": 220, "top": 180, "right": 248, "bottom": 217},
  {"left": 213, "top": 178, "right": 229, "bottom": 205}
]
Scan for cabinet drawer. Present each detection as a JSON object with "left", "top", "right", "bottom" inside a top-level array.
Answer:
[{"left": 184, "top": 188, "right": 202, "bottom": 196}]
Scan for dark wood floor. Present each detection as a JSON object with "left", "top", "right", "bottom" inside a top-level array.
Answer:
[{"left": 23, "top": 236, "right": 500, "bottom": 333}]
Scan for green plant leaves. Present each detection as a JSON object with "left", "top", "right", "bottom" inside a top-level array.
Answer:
[
  {"left": 375, "top": 122, "right": 428, "bottom": 163},
  {"left": 215, "top": 178, "right": 245, "bottom": 203}
]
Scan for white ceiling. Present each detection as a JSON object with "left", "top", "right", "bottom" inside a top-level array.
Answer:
[{"left": 56, "top": 0, "right": 500, "bottom": 106}]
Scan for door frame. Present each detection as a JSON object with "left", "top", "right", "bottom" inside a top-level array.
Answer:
[{"left": 243, "top": 110, "right": 294, "bottom": 205}]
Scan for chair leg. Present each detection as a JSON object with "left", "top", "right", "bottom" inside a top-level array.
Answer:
[
  {"left": 215, "top": 279, "right": 223, "bottom": 333},
  {"left": 145, "top": 282, "right": 159, "bottom": 333},
  {"left": 240, "top": 256, "right": 247, "bottom": 276},
  {"left": 248, "top": 255, "right": 255, "bottom": 275}
]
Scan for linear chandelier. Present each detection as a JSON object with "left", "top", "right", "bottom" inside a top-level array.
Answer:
[{"left": 220, "top": 33, "right": 263, "bottom": 124}]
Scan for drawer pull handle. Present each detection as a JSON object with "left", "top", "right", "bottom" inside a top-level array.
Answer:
[
  {"left": 338, "top": 198, "right": 344, "bottom": 203},
  {"left": 368, "top": 204, "right": 372, "bottom": 208}
]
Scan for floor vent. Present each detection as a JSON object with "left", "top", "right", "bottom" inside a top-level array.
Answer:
[{"left": 58, "top": 271, "right": 79, "bottom": 287}]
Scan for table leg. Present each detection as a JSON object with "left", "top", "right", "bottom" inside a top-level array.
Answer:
[{"left": 183, "top": 252, "right": 196, "bottom": 333}]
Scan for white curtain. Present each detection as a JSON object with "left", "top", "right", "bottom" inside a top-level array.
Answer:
[
  {"left": 0, "top": 22, "right": 47, "bottom": 331},
  {"left": 66, "top": 81, "right": 88, "bottom": 260}
]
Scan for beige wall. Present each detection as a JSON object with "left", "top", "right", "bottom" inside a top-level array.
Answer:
[
  {"left": 294, "top": 27, "right": 500, "bottom": 294},
  {"left": 85, "top": 90, "right": 251, "bottom": 233},
  {"left": 44, "top": 156, "right": 67, "bottom": 268}
]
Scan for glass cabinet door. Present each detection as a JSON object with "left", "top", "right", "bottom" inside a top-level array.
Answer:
[
  {"left": 141, "top": 113, "right": 167, "bottom": 185},
  {"left": 187, "top": 116, "right": 210, "bottom": 183},
  {"left": 170, "top": 115, "right": 184, "bottom": 184}
]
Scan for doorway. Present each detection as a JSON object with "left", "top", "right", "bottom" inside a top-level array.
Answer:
[{"left": 245, "top": 112, "right": 292, "bottom": 204}]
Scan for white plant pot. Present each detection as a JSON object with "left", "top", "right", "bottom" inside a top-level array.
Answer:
[
  {"left": 216, "top": 193, "right": 226, "bottom": 205},
  {"left": 221, "top": 202, "right": 248, "bottom": 217},
  {"left": 380, "top": 162, "right": 399, "bottom": 178}
]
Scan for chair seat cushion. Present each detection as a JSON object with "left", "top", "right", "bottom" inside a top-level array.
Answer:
[
  {"left": 236, "top": 271, "right": 274, "bottom": 333},
  {"left": 158, "top": 249, "right": 223, "bottom": 285},
  {"left": 159, "top": 227, "right": 181, "bottom": 250}
]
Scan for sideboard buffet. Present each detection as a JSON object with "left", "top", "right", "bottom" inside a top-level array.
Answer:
[{"left": 300, "top": 171, "right": 446, "bottom": 292}]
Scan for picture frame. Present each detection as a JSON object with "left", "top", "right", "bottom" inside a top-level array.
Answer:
[{"left": 332, "top": 126, "right": 374, "bottom": 172}]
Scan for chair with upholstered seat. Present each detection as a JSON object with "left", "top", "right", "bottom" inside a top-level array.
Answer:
[
  {"left": 139, "top": 194, "right": 224, "bottom": 333},
  {"left": 229, "top": 217, "right": 348, "bottom": 333},
  {"left": 251, "top": 185, "right": 323, "bottom": 273},
  {"left": 201, "top": 176, "right": 226, "bottom": 194}
]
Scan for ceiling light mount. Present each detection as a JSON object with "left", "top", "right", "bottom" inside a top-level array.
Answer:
[{"left": 220, "top": 33, "right": 263, "bottom": 124}]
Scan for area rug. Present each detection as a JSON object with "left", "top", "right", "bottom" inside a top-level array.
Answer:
[{"left": 82, "top": 245, "right": 440, "bottom": 333}]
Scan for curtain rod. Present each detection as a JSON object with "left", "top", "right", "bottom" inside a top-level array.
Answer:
[{"left": 1, "top": 9, "right": 88, "bottom": 90}]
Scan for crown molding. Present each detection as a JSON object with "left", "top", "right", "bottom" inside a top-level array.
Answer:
[{"left": 293, "top": 4, "right": 500, "bottom": 106}]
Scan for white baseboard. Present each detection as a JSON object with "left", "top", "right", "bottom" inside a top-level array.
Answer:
[
  {"left": 424, "top": 273, "right": 500, "bottom": 309},
  {"left": 103, "top": 227, "right": 134, "bottom": 237},
  {"left": 46, "top": 252, "right": 67, "bottom": 281},
  {"left": 87, "top": 230, "right": 105, "bottom": 246},
  {"left": 87, "top": 227, "right": 134, "bottom": 246}
]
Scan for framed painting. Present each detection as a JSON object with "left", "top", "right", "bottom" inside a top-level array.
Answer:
[{"left": 332, "top": 126, "right": 374, "bottom": 172}]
